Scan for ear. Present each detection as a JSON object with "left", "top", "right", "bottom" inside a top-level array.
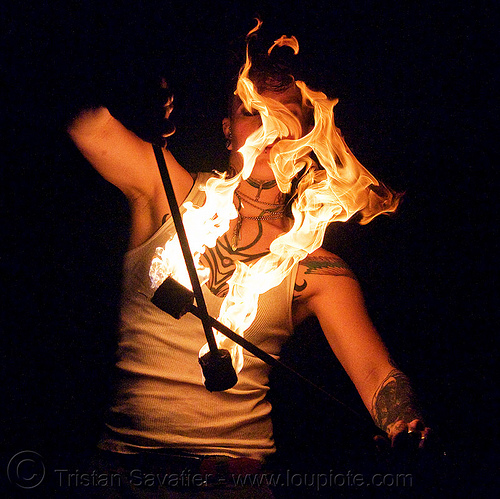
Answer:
[{"left": 222, "top": 118, "right": 232, "bottom": 150}]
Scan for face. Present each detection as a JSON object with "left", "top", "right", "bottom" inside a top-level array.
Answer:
[{"left": 223, "top": 84, "right": 313, "bottom": 178}]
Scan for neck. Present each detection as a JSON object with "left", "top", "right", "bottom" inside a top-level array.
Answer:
[
  {"left": 238, "top": 176, "right": 282, "bottom": 204},
  {"left": 234, "top": 187, "right": 286, "bottom": 231},
  {"left": 230, "top": 176, "right": 289, "bottom": 252}
]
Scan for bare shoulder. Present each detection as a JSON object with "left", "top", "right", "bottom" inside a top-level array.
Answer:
[
  {"left": 293, "top": 248, "right": 359, "bottom": 324},
  {"left": 299, "top": 247, "right": 357, "bottom": 280}
]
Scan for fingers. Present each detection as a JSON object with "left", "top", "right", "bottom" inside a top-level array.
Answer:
[
  {"left": 160, "top": 78, "right": 175, "bottom": 120},
  {"left": 407, "top": 418, "right": 425, "bottom": 433},
  {"left": 163, "top": 96, "right": 174, "bottom": 120},
  {"left": 407, "top": 419, "right": 434, "bottom": 450},
  {"left": 376, "top": 418, "right": 432, "bottom": 453},
  {"left": 418, "top": 426, "right": 433, "bottom": 450},
  {"left": 157, "top": 78, "right": 175, "bottom": 139},
  {"left": 391, "top": 421, "right": 417, "bottom": 452}
]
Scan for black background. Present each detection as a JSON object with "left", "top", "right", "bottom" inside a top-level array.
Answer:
[{"left": 2, "top": 1, "right": 497, "bottom": 497}]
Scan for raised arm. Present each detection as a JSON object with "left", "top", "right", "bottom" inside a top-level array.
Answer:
[
  {"left": 293, "top": 248, "right": 427, "bottom": 444},
  {"left": 68, "top": 107, "right": 193, "bottom": 201},
  {"left": 67, "top": 107, "right": 194, "bottom": 248}
]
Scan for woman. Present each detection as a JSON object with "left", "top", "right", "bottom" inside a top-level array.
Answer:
[{"left": 68, "top": 48, "right": 429, "bottom": 497}]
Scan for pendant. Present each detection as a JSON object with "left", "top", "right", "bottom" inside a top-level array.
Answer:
[
  {"left": 245, "top": 177, "right": 277, "bottom": 201},
  {"left": 231, "top": 214, "right": 243, "bottom": 251},
  {"left": 255, "top": 183, "right": 263, "bottom": 201}
]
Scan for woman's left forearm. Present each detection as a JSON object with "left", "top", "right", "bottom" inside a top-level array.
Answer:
[{"left": 370, "top": 368, "right": 423, "bottom": 434}]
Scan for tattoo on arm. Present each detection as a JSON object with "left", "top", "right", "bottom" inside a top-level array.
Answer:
[
  {"left": 294, "top": 280, "right": 307, "bottom": 293},
  {"left": 371, "top": 369, "right": 422, "bottom": 433},
  {"left": 293, "top": 256, "right": 355, "bottom": 301},
  {"left": 301, "top": 256, "right": 357, "bottom": 280}
]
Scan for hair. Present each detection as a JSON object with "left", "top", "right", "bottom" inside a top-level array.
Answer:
[
  {"left": 227, "top": 48, "right": 314, "bottom": 125},
  {"left": 247, "top": 53, "right": 296, "bottom": 93},
  {"left": 225, "top": 50, "right": 316, "bottom": 217},
  {"left": 222, "top": 36, "right": 400, "bottom": 223}
]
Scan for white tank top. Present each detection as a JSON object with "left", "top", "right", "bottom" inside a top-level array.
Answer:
[{"left": 99, "top": 173, "right": 298, "bottom": 460}]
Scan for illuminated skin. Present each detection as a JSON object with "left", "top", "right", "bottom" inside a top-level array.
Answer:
[
  {"left": 223, "top": 84, "right": 308, "bottom": 182},
  {"left": 220, "top": 89, "right": 427, "bottom": 443},
  {"left": 67, "top": 85, "right": 430, "bottom": 448},
  {"left": 200, "top": 85, "right": 311, "bottom": 298}
]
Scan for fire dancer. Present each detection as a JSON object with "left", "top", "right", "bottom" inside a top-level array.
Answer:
[{"left": 68, "top": 39, "right": 430, "bottom": 498}]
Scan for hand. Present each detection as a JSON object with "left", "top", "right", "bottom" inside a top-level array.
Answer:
[
  {"left": 106, "top": 74, "right": 176, "bottom": 147},
  {"left": 374, "top": 418, "right": 433, "bottom": 454}
]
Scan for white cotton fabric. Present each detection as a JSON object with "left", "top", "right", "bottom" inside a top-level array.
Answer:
[{"left": 99, "top": 173, "right": 298, "bottom": 460}]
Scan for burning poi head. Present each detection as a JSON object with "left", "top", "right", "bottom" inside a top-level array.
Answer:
[{"left": 150, "top": 20, "right": 401, "bottom": 378}]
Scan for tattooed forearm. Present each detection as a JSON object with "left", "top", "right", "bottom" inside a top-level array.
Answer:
[
  {"left": 371, "top": 369, "right": 422, "bottom": 433},
  {"left": 301, "top": 256, "right": 357, "bottom": 280}
]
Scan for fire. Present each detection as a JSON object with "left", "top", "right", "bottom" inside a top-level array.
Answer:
[
  {"left": 267, "top": 35, "right": 300, "bottom": 55},
  {"left": 150, "top": 170, "right": 240, "bottom": 291},
  {"left": 150, "top": 21, "right": 400, "bottom": 376}
]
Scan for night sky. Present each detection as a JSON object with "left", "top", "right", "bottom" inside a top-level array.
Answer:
[{"left": 2, "top": 2, "right": 496, "bottom": 497}]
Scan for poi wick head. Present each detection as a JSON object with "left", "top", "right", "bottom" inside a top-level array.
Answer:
[
  {"left": 152, "top": 277, "right": 238, "bottom": 391},
  {"left": 198, "top": 349, "right": 238, "bottom": 392}
]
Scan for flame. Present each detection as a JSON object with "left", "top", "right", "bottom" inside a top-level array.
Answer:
[
  {"left": 267, "top": 35, "right": 299, "bottom": 55},
  {"left": 246, "top": 18, "right": 263, "bottom": 39},
  {"left": 150, "top": 21, "right": 399, "bottom": 377},
  {"left": 149, "top": 171, "right": 240, "bottom": 291}
]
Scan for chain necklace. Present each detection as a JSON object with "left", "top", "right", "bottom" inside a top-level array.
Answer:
[
  {"left": 235, "top": 190, "right": 283, "bottom": 209},
  {"left": 244, "top": 177, "right": 278, "bottom": 201},
  {"left": 231, "top": 193, "right": 285, "bottom": 251}
]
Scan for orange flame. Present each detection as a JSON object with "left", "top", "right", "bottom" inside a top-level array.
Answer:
[
  {"left": 267, "top": 35, "right": 299, "bottom": 55},
  {"left": 246, "top": 18, "right": 263, "bottom": 39},
  {"left": 151, "top": 22, "right": 399, "bottom": 376}
]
